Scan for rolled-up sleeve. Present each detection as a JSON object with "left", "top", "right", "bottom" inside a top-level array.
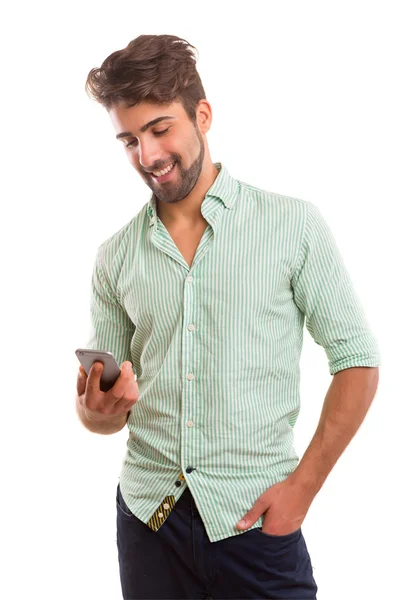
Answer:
[
  {"left": 85, "top": 245, "right": 136, "bottom": 368},
  {"left": 291, "top": 201, "right": 381, "bottom": 375}
]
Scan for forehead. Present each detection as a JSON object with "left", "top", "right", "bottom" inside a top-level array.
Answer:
[{"left": 108, "top": 100, "right": 185, "bottom": 131}]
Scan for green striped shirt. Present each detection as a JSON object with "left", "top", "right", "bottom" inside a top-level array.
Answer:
[{"left": 86, "top": 162, "right": 380, "bottom": 542}]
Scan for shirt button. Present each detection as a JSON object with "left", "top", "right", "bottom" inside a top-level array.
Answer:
[
  {"left": 187, "top": 276, "right": 193, "bottom": 283},
  {"left": 187, "top": 323, "right": 195, "bottom": 331},
  {"left": 186, "top": 420, "right": 194, "bottom": 427},
  {"left": 175, "top": 481, "right": 182, "bottom": 487},
  {"left": 163, "top": 503, "right": 170, "bottom": 510},
  {"left": 158, "top": 512, "right": 164, "bottom": 519},
  {"left": 186, "top": 466, "right": 196, "bottom": 474},
  {"left": 187, "top": 373, "right": 194, "bottom": 380}
]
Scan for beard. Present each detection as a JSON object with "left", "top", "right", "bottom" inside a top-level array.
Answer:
[{"left": 144, "top": 126, "right": 205, "bottom": 205}]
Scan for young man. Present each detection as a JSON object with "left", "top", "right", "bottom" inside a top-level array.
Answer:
[{"left": 76, "top": 34, "right": 380, "bottom": 599}]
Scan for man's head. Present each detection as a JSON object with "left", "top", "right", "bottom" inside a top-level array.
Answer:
[{"left": 85, "top": 34, "right": 214, "bottom": 205}]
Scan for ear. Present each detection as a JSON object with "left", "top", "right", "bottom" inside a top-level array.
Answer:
[{"left": 196, "top": 99, "right": 213, "bottom": 134}]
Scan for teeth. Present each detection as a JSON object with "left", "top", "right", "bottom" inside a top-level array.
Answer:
[{"left": 152, "top": 162, "right": 175, "bottom": 177}]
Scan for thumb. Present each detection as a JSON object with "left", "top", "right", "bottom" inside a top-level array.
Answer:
[
  {"left": 236, "top": 500, "right": 267, "bottom": 530},
  {"left": 92, "top": 362, "right": 103, "bottom": 378}
]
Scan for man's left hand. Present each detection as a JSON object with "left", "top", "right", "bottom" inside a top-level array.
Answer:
[{"left": 235, "top": 474, "right": 316, "bottom": 535}]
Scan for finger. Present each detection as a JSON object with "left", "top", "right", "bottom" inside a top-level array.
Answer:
[
  {"left": 77, "top": 365, "right": 88, "bottom": 396},
  {"left": 123, "top": 400, "right": 136, "bottom": 411},
  {"left": 236, "top": 497, "right": 269, "bottom": 529},
  {"left": 111, "top": 397, "right": 136, "bottom": 414},
  {"left": 107, "top": 362, "right": 135, "bottom": 404},
  {"left": 86, "top": 361, "right": 104, "bottom": 398}
]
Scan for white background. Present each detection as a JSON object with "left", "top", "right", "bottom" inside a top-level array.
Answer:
[{"left": 1, "top": 1, "right": 399, "bottom": 598}]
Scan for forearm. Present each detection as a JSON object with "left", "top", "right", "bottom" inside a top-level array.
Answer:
[
  {"left": 75, "top": 396, "right": 128, "bottom": 435},
  {"left": 292, "top": 366, "right": 379, "bottom": 495}
]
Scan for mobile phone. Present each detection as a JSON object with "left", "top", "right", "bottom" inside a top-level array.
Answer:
[{"left": 75, "top": 348, "right": 122, "bottom": 392}]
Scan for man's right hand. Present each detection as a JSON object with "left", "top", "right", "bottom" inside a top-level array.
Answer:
[{"left": 76, "top": 361, "right": 139, "bottom": 424}]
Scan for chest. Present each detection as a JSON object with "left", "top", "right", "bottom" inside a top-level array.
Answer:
[{"left": 164, "top": 220, "right": 209, "bottom": 268}]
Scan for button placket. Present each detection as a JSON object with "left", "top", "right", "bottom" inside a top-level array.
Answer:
[
  {"left": 182, "top": 271, "right": 199, "bottom": 484},
  {"left": 174, "top": 473, "right": 186, "bottom": 487}
]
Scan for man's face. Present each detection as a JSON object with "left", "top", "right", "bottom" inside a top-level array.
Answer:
[{"left": 109, "top": 100, "right": 205, "bottom": 205}]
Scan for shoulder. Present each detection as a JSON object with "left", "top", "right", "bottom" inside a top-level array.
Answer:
[
  {"left": 94, "top": 204, "right": 148, "bottom": 276},
  {"left": 237, "top": 177, "right": 314, "bottom": 222},
  {"left": 97, "top": 204, "right": 147, "bottom": 258}
]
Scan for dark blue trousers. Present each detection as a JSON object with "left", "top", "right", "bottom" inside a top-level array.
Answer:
[{"left": 116, "top": 483, "right": 318, "bottom": 599}]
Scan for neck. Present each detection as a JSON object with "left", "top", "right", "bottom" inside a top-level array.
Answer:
[{"left": 156, "top": 161, "right": 219, "bottom": 226}]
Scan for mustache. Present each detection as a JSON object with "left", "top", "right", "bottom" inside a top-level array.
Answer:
[{"left": 143, "top": 160, "right": 178, "bottom": 174}]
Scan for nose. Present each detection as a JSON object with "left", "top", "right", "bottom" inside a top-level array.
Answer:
[{"left": 138, "top": 138, "right": 163, "bottom": 173}]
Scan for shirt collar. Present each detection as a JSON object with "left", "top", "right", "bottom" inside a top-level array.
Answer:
[{"left": 146, "top": 162, "right": 238, "bottom": 223}]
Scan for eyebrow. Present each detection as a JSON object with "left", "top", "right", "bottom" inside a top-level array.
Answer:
[{"left": 115, "top": 116, "right": 176, "bottom": 140}]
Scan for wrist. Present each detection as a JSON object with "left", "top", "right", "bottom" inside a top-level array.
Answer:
[{"left": 289, "top": 468, "right": 321, "bottom": 499}]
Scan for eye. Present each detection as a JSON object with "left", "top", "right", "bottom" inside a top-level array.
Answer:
[{"left": 125, "top": 128, "right": 170, "bottom": 148}]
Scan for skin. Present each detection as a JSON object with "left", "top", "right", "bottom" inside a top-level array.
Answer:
[{"left": 108, "top": 99, "right": 219, "bottom": 227}]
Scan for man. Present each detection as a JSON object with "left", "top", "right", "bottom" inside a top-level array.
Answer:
[{"left": 76, "top": 34, "right": 380, "bottom": 599}]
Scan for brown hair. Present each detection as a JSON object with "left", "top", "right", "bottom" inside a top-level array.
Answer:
[{"left": 85, "top": 34, "right": 206, "bottom": 123}]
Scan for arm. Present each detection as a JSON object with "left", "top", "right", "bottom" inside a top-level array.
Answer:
[
  {"left": 85, "top": 244, "right": 136, "bottom": 367},
  {"left": 292, "top": 366, "right": 379, "bottom": 495},
  {"left": 291, "top": 202, "right": 381, "bottom": 375},
  {"left": 236, "top": 365, "right": 380, "bottom": 532},
  {"left": 289, "top": 201, "right": 381, "bottom": 490},
  {"left": 76, "top": 244, "right": 136, "bottom": 433}
]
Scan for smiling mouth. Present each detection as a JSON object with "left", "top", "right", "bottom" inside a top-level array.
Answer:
[{"left": 150, "top": 161, "right": 177, "bottom": 182}]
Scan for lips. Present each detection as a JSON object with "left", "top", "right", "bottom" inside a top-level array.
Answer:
[
  {"left": 151, "top": 161, "right": 177, "bottom": 183},
  {"left": 151, "top": 161, "right": 175, "bottom": 177}
]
